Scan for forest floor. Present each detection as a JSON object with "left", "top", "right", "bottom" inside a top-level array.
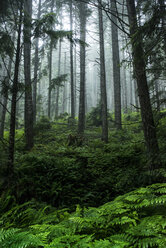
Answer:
[{"left": 0, "top": 111, "right": 166, "bottom": 247}]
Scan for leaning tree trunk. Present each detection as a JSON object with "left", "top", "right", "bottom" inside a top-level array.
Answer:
[
  {"left": 69, "top": 0, "right": 75, "bottom": 119},
  {"left": 78, "top": 2, "right": 87, "bottom": 134},
  {"left": 8, "top": 3, "right": 23, "bottom": 185},
  {"left": 111, "top": 0, "right": 122, "bottom": 129},
  {"left": 24, "top": 0, "right": 34, "bottom": 150},
  {"left": 126, "top": 0, "right": 160, "bottom": 170},
  {"left": 33, "top": 0, "right": 41, "bottom": 124},
  {"left": 98, "top": 0, "right": 108, "bottom": 143}
]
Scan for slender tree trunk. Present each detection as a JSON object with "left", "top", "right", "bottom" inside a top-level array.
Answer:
[
  {"left": 121, "top": 46, "right": 128, "bottom": 113},
  {"left": 98, "top": 0, "right": 108, "bottom": 143},
  {"left": 133, "top": 78, "right": 139, "bottom": 111},
  {"left": 78, "top": 2, "right": 87, "bottom": 134},
  {"left": 74, "top": 7, "right": 77, "bottom": 115},
  {"left": 111, "top": 0, "right": 122, "bottom": 129},
  {"left": 8, "top": 3, "right": 23, "bottom": 184},
  {"left": 24, "top": 0, "right": 34, "bottom": 150},
  {"left": 48, "top": 47, "right": 52, "bottom": 119},
  {"left": 69, "top": 0, "right": 75, "bottom": 119},
  {"left": 155, "top": 81, "right": 160, "bottom": 112},
  {"left": 126, "top": 0, "right": 160, "bottom": 169},
  {"left": 159, "top": 0, "right": 166, "bottom": 54},
  {"left": 55, "top": 38, "right": 62, "bottom": 118},
  {"left": 62, "top": 52, "right": 67, "bottom": 114},
  {"left": 74, "top": 40, "right": 77, "bottom": 115},
  {"left": 38, "top": 68, "right": 41, "bottom": 118},
  {"left": 0, "top": 59, "right": 12, "bottom": 138},
  {"left": 0, "top": 95, "right": 8, "bottom": 138},
  {"left": 48, "top": 0, "right": 54, "bottom": 119},
  {"left": 33, "top": 0, "right": 41, "bottom": 124}
]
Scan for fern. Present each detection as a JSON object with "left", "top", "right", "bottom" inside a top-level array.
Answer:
[
  {"left": 1, "top": 183, "right": 166, "bottom": 248},
  {"left": 0, "top": 228, "right": 42, "bottom": 248}
]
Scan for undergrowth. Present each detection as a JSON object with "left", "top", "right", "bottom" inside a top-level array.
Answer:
[
  {"left": 0, "top": 112, "right": 166, "bottom": 247},
  {"left": 1, "top": 183, "right": 166, "bottom": 247}
]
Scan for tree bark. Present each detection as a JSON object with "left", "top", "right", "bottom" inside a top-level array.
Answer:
[
  {"left": 55, "top": 38, "right": 62, "bottom": 118},
  {"left": 0, "top": 58, "right": 12, "bottom": 138},
  {"left": 24, "top": 0, "right": 34, "bottom": 150},
  {"left": 69, "top": 0, "right": 75, "bottom": 119},
  {"left": 62, "top": 52, "right": 67, "bottom": 113},
  {"left": 48, "top": 0, "right": 54, "bottom": 119},
  {"left": 98, "top": 0, "right": 108, "bottom": 143},
  {"left": 33, "top": 0, "right": 41, "bottom": 124},
  {"left": 8, "top": 3, "right": 23, "bottom": 184},
  {"left": 111, "top": 0, "right": 122, "bottom": 129},
  {"left": 78, "top": 2, "right": 87, "bottom": 134},
  {"left": 126, "top": 0, "right": 160, "bottom": 169},
  {"left": 159, "top": 0, "right": 166, "bottom": 54}
]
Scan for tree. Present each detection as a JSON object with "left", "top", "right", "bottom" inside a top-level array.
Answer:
[
  {"left": 159, "top": 0, "right": 166, "bottom": 54},
  {"left": 0, "top": 58, "right": 12, "bottom": 138},
  {"left": 47, "top": 0, "right": 55, "bottom": 119},
  {"left": 33, "top": 0, "right": 42, "bottom": 124},
  {"left": 110, "top": 0, "right": 122, "bottom": 129},
  {"left": 69, "top": 0, "right": 75, "bottom": 120},
  {"left": 7, "top": 0, "right": 23, "bottom": 184},
  {"left": 78, "top": 1, "right": 88, "bottom": 134},
  {"left": 55, "top": 37, "right": 62, "bottom": 118},
  {"left": 24, "top": 0, "right": 34, "bottom": 150},
  {"left": 126, "top": 0, "right": 160, "bottom": 169},
  {"left": 98, "top": 0, "right": 108, "bottom": 142}
]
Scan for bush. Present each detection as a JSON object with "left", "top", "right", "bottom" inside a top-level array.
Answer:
[
  {"left": 87, "top": 104, "right": 114, "bottom": 127},
  {"left": 34, "top": 116, "right": 51, "bottom": 134}
]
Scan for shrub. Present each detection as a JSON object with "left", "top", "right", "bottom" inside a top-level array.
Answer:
[{"left": 34, "top": 116, "right": 51, "bottom": 134}]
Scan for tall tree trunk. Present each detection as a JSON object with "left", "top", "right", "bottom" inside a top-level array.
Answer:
[
  {"left": 121, "top": 46, "right": 128, "bottom": 113},
  {"left": 62, "top": 52, "right": 67, "bottom": 114},
  {"left": 55, "top": 38, "right": 62, "bottom": 118},
  {"left": 33, "top": 0, "right": 41, "bottom": 124},
  {"left": 0, "top": 58, "right": 12, "bottom": 138},
  {"left": 8, "top": 3, "right": 23, "bottom": 184},
  {"left": 48, "top": 0, "right": 54, "bottom": 119},
  {"left": 126, "top": 0, "right": 160, "bottom": 169},
  {"left": 159, "top": 0, "right": 166, "bottom": 54},
  {"left": 24, "top": 0, "right": 34, "bottom": 150},
  {"left": 69, "top": 0, "right": 75, "bottom": 119},
  {"left": 155, "top": 81, "right": 160, "bottom": 112},
  {"left": 48, "top": 47, "right": 52, "bottom": 119},
  {"left": 78, "top": 2, "right": 87, "bottom": 134},
  {"left": 111, "top": 0, "right": 122, "bottom": 129},
  {"left": 98, "top": 0, "right": 108, "bottom": 143},
  {"left": 74, "top": 39, "right": 77, "bottom": 116}
]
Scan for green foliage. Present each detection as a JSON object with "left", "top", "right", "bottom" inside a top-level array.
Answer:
[
  {"left": 12, "top": 125, "right": 148, "bottom": 208},
  {"left": 0, "top": 228, "right": 42, "bottom": 248},
  {"left": 1, "top": 184, "right": 166, "bottom": 247},
  {"left": 45, "top": 30, "right": 72, "bottom": 43},
  {"left": 1, "top": 110, "right": 166, "bottom": 248},
  {"left": 34, "top": 116, "right": 51, "bottom": 135},
  {"left": 0, "top": 31, "right": 14, "bottom": 58},
  {"left": 33, "top": 13, "right": 56, "bottom": 38},
  {"left": 50, "top": 74, "right": 68, "bottom": 89},
  {"left": 87, "top": 104, "right": 102, "bottom": 127},
  {"left": 87, "top": 104, "right": 113, "bottom": 127}
]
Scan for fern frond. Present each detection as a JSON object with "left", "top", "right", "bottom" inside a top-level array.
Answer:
[{"left": 0, "top": 228, "right": 43, "bottom": 248}]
